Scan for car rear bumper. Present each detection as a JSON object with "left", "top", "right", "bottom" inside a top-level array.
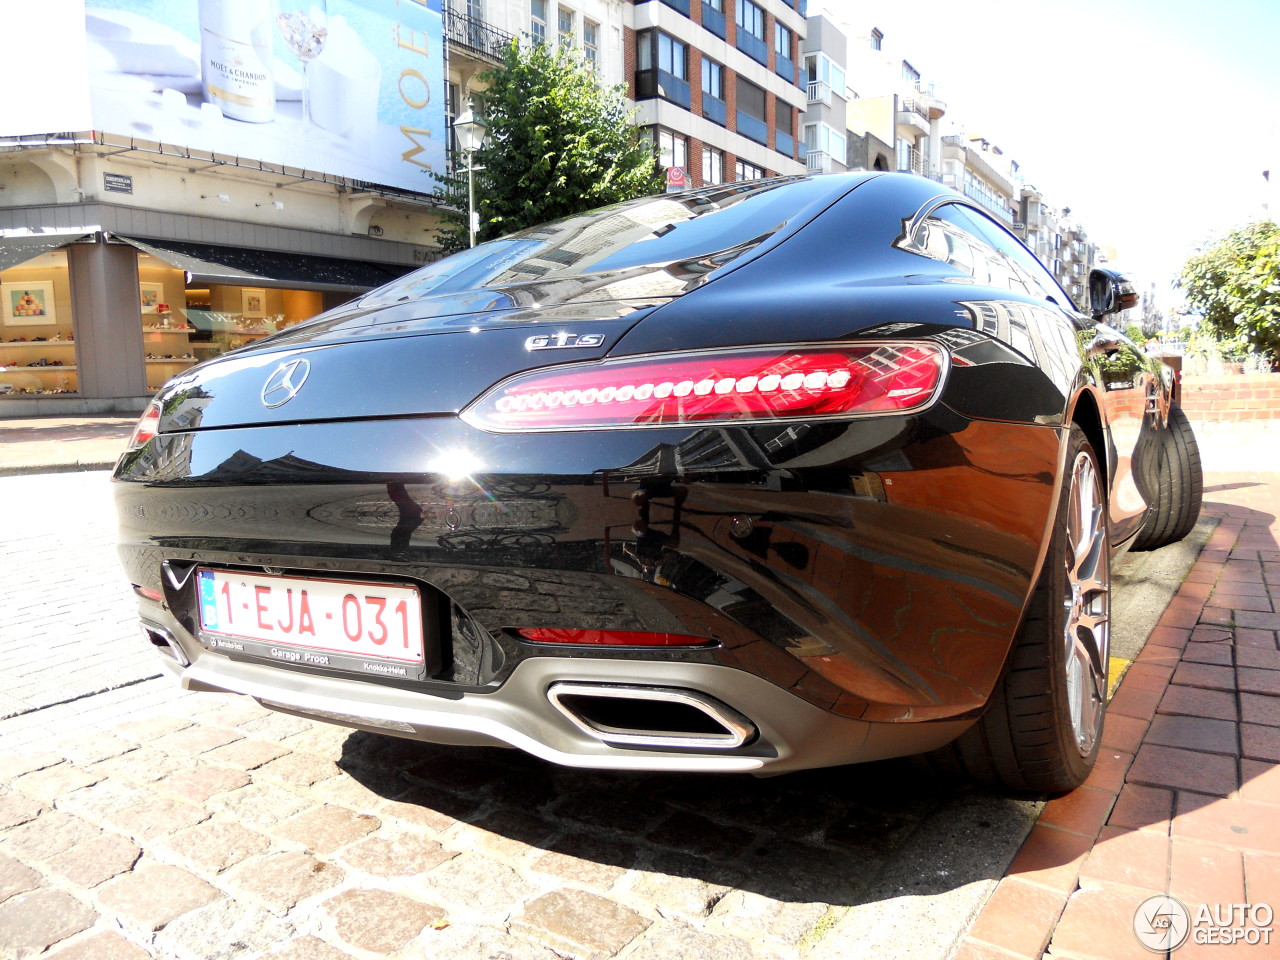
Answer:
[{"left": 142, "top": 611, "right": 972, "bottom": 774}]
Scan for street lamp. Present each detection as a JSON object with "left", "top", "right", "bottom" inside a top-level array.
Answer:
[{"left": 453, "top": 105, "right": 489, "bottom": 248}]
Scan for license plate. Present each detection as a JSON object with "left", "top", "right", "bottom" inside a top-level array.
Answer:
[{"left": 196, "top": 569, "right": 425, "bottom": 667}]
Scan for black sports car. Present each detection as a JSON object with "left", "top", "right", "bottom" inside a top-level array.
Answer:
[{"left": 115, "top": 173, "right": 1202, "bottom": 792}]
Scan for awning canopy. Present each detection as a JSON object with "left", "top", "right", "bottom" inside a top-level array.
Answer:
[
  {"left": 0, "top": 234, "right": 90, "bottom": 272},
  {"left": 117, "top": 236, "right": 412, "bottom": 293}
]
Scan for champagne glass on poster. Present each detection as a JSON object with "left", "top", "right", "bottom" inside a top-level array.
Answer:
[{"left": 275, "top": 0, "right": 328, "bottom": 128}]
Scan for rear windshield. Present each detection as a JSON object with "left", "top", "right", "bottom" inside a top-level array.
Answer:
[{"left": 359, "top": 176, "right": 854, "bottom": 308}]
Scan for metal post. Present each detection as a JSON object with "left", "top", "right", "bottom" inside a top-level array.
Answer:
[{"left": 467, "top": 156, "right": 476, "bottom": 248}]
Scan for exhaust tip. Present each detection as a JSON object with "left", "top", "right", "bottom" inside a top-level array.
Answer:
[
  {"left": 140, "top": 622, "right": 190, "bottom": 666},
  {"left": 547, "top": 682, "right": 756, "bottom": 750}
]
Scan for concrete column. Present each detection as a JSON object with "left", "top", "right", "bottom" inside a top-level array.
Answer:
[
  {"left": 928, "top": 118, "right": 942, "bottom": 180},
  {"left": 67, "top": 241, "right": 147, "bottom": 399}
]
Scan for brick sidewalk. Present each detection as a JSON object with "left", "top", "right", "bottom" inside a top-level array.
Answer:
[{"left": 954, "top": 470, "right": 1280, "bottom": 960}]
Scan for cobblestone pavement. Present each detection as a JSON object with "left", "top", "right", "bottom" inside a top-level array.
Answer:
[{"left": 1, "top": 470, "right": 1041, "bottom": 960}]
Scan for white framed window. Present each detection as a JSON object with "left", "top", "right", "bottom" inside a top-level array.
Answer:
[
  {"left": 655, "top": 128, "right": 688, "bottom": 170},
  {"left": 702, "top": 146, "right": 723, "bottom": 184},
  {"left": 735, "top": 159, "right": 765, "bottom": 180},
  {"left": 530, "top": 0, "right": 547, "bottom": 44},
  {"left": 805, "top": 53, "right": 845, "bottom": 98},
  {"left": 803, "top": 122, "right": 845, "bottom": 158},
  {"left": 583, "top": 19, "right": 598, "bottom": 66},
  {"left": 558, "top": 5, "right": 574, "bottom": 46}
]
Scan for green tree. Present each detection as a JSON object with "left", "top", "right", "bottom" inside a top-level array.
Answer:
[
  {"left": 1180, "top": 221, "right": 1280, "bottom": 364},
  {"left": 438, "top": 41, "right": 663, "bottom": 250}
]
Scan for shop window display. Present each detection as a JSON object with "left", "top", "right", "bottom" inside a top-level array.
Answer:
[
  {"left": 0, "top": 250, "right": 78, "bottom": 397},
  {"left": 135, "top": 250, "right": 324, "bottom": 391}
]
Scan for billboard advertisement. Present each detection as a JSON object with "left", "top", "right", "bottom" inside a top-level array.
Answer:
[{"left": 8, "top": 1, "right": 447, "bottom": 194}]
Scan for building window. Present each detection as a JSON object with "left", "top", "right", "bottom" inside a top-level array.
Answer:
[
  {"left": 655, "top": 128, "right": 688, "bottom": 171},
  {"left": 702, "top": 57, "right": 723, "bottom": 99},
  {"left": 444, "top": 80, "right": 460, "bottom": 169},
  {"left": 583, "top": 18, "right": 598, "bottom": 66},
  {"left": 735, "top": 76, "right": 767, "bottom": 144},
  {"left": 636, "top": 30, "right": 690, "bottom": 107},
  {"left": 558, "top": 5, "right": 574, "bottom": 46},
  {"left": 775, "top": 104, "right": 794, "bottom": 158},
  {"left": 658, "top": 33, "right": 687, "bottom": 80},
  {"left": 902, "top": 60, "right": 920, "bottom": 84},
  {"left": 870, "top": 28, "right": 882, "bottom": 50},
  {"left": 736, "top": 0, "right": 764, "bottom": 40},
  {"left": 701, "top": 57, "right": 726, "bottom": 125},
  {"left": 774, "top": 23, "right": 791, "bottom": 61},
  {"left": 735, "top": 0, "right": 766, "bottom": 64},
  {"left": 804, "top": 122, "right": 846, "bottom": 160},
  {"left": 805, "top": 53, "right": 846, "bottom": 100},
  {"left": 702, "top": 146, "right": 724, "bottom": 185},
  {"left": 530, "top": 0, "right": 547, "bottom": 44},
  {"left": 735, "top": 159, "right": 765, "bottom": 181}
]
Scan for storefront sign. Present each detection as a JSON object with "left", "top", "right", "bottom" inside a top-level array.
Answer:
[
  {"left": 1, "top": 0, "right": 446, "bottom": 196},
  {"left": 103, "top": 173, "right": 134, "bottom": 195}
]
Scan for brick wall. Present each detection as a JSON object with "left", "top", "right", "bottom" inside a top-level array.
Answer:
[
  {"left": 1180, "top": 373, "right": 1280, "bottom": 421},
  {"left": 623, "top": 26, "right": 636, "bottom": 100}
]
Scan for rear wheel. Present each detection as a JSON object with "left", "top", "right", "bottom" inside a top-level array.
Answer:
[
  {"left": 948, "top": 425, "right": 1111, "bottom": 793},
  {"left": 1132, "top": 404, "right": 1202, "bottom": 550}
]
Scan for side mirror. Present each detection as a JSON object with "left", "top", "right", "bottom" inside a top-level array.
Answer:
[{"left": 1088, "top": 268, "right": 1139, "bottom": 320}]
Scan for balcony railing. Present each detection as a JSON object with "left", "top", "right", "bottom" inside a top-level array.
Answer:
[
  {"left": 657, "top": 70, "right": 691, "bottom": 109},
  {"left": 775, "top": 129, "right": 795, "bottom": 158},
  {"left": 736, "top": 111, "right": 768, "bottom": 145},
  {"left": 899, "top": 99, "right": 930, "bottom": 122},
  {"left": 897, "top": 144, "right": 924, "bottom": 176},
  {"left": 736, "top": 31, "right": 767, "bottom": 66},
  {"left": 806, "top": 150, "right": 834, "bottom": 173},
  {"left": 702, "top": 94, "right": 727, "bottom": 126},
  {"left": 444, "top": 6, "right": 515, "bottom": 64},
  {"left": 775, "top": 53, "right": 794, "bottom": 82},
  {"left": 701, "top": 2, "right": 726, "bottom": 38},
  {"left": 807, "top": 80, "right": 831, "bottom": 105}
]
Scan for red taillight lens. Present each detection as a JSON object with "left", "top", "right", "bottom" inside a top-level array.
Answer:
[
  {"left": 126, "top": 401, "right": 162, "bottom": 451},
  {"left": 463, "top": 342, "right": 945, "bottom": 432},
  {"left": 518, "top": 628, "right": 714, "bottom": 647}
]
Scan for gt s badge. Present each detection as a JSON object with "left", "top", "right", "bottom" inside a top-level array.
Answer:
[{"left": 525, "top": 332, "right": 606, "bottom": 351}]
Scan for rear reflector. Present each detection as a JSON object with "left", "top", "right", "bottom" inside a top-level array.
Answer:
[
  {"left": 462, "top": 341, "right": 946, "bottom": 432},
  {"left": 518, "top": 628, "right": 714, "bottom": 647},
  {"left": 126, "top": 400, "right": 162, "bottom": 450}
]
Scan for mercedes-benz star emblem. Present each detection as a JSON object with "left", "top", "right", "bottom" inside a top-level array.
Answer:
[{"left": 261, "top": 358, "right": 311, "bottom": 408}]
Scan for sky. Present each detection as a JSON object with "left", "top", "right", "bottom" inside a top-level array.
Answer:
[{"left": 821, "top": 0, "right": 1280, "bottom": 305}]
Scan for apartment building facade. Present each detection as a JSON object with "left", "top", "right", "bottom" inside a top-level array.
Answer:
[{"left": 625, "top": 0, "right": 809, "bottom": 187}]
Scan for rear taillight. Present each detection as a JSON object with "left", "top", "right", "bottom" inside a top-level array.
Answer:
[
  {"left": 518, "top": 629, "right": 714, "bottom": 647},
  {"left": 126, "top": 401, "right": 162, "bottom": 451},
  {"left": 462, "top": 342, "right": 946, "bottom": 432}
]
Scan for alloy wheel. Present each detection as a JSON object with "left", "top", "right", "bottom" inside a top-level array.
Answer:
[{"left": 1063, "top": 449, "right": 1110, "bottom": 757}]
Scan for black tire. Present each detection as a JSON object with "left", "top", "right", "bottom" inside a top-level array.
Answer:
[
  {"left": 1132, "top": 404, "right": 1203, "bottom": 551},
  {"left": 941, "top": 425, "right": 1111, "bottom": 793}
]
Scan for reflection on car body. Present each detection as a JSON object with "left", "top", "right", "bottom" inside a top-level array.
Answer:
[{"left": 116, "top": 173, "right": 1203, "bottom": 792}]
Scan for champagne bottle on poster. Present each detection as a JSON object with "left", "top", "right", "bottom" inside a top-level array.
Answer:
[{"left": 199, "top": 0, "right": 275, "bottom": 123}]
